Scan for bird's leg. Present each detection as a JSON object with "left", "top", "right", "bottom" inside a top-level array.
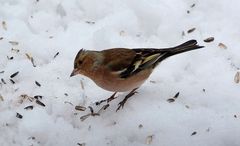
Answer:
[
  {"left": 95, "top": 92, "right": 117, "bottom": 106},
  {"left": 116, "top": 88, "right": 138, "bottom": 112}
]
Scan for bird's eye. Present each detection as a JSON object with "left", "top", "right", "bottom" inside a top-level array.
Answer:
[{"left": 79, "top": 60, "right": 83, "bottom": 65}]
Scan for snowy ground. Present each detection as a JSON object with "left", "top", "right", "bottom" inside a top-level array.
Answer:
[{"left": 1, "top": 0, "right": 240, "bottom": 146}]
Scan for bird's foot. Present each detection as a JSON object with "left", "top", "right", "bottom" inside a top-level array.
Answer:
[
  {"left": 95, "top": 92, "right": 117, "bottom": 106},
  {"left": 116, "top": 88, "right": 138, "bottom": 112}
]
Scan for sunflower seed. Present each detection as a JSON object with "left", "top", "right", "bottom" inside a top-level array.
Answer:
[
  {"left": 187, "top": 28, "right": 196, "bottom": 33},
  {"left": 2, "top": 21, "right": 7, "bottom": 30},
  {"left": 191, "top": 4, "right": 196, "bottom": 8},
  {"left": 0, "top": 37, "right": 3, "bottom": 40},
  {"left": 173, "top": 92, "right": 180, "bottom": 99},
  {"left": 7, "top": 56, "right": 14, "bottom": 60},
  {"left": 191, "top": 131, "right": 197, "bottom": 136},
  {"left": 0, "top": 71, "right": 4, "bottom": 74},
  {"left": 35, "top": 81, "right": 41, "bottom": 87},
  {"left": 9, "top": 79, "right": 15, "bottom": 84},
  {"left": 16, "top": 113, "right": 23, "bottom": 119},
  {"left": 36, "top": 99, "right": 45, "bottom": 107},
  {"left": 204, "top": 37, "right": 214, "bottom": 43},
  {"left": 24, "top": 105, "right": 34, "bottom": 110},
  {"left": 10, "top": 71, "right": 19, "bottom": 78},
  {"left": 53, "top": 52, "right": 59, "bottom": 58},
  {"left": 34, "top": 95, "right": 43, "bottom": 99},
  {"left": 167, "top": 98, "right": 175, "bottom": 103},
  {"left": 9, "top": 41, "right": 19, "bottom": 45},
  {"left": 75, "top": 105, "right": 86, "bottom": 111},
  {"left": 1, "top": 78, "right": 6, "bottom": 84},
  {"left": 77, "top": 143, "right": 86, "bottom": 146}
]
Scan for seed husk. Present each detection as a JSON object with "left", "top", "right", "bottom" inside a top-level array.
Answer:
[
  {"left": 0, "top": 94, "right": 4, "bottom": 101},
  {"left": 146, "top": 135, "right": 154, "bottom": 145},
  {"left": 218, "top": 43, "right": 227, "bottom": 49},
  {"left": 234, "top": 72, "right": 240, "bottom": 83}
]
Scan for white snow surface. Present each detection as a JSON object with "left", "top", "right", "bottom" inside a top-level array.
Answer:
[{"left": 1, "top": 0, "right": 240, "bottom": 146}]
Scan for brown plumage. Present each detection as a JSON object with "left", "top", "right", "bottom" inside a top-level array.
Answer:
[{"left": 71, "top": 40, "right": 204, "bottom": 111}]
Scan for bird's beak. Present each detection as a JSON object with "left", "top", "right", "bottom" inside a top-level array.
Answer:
[{"left": 70, "top": 69, "right": 79, "bottom": 77}]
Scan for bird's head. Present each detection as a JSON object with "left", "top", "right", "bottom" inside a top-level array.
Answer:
[
  {"left": 70, "top": 49, "right": 89, "bottom": 77},
  {"left": 70, "top": 49, "right": 102, "bottom": 77}
]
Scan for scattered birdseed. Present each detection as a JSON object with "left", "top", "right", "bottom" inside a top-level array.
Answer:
[
  {"left": 0, "top": 37, "right": 3, "bottom": 40},
  {"left": 35, "top": 81, "right": 41, "bottom": 87},
  {"left": 218, "top": 43, "right": 227, "bottom": 49},
  {"left": 53, "top": 52, "right": 59, "bottom": 58},
  {"left": 34, "top": 95, "right": 43, "bottom": 100},
  {"left": 64, "top": 93, "right": 68, "bottom": 96},
  {"left": 25, "top": 53, "right": 36, "bottom": 67},
  {"left": 234, "top": 72, "right": 240, "bottom": 83},
  {"left": 16, "top": 113, "right": 23, "bottom": 119},
  {"left": 167, "top": 98, "right": 175, "bottom": 103},
  {"left": 75, "top": 105, "right": 86, "bottom": 111},
  {"left": 24, "top": 105, "right": 34, "bottom": 110},
  {"left": 9, "top": 41, "right": 19, "bottom": 45},
  {"left": 191, "top": 131, "right": 197, "bottom": 136},
  {"left": 187, "top": 28, "right": 196, "bottom": 33},
  {"left": 9, "top": 79, "right": 15, "bottom": 84},
  {"left": 138, "top": 124, "right": 143, "bottom": 129},
  {"left": 11, "top": 48, "right": 20, "bottom": 53},
  {"left": 2, "top": 21, "right": 7, "bottom": 30},
  {"left": 173, "top": 92, "right": 180, "bottom": 99},
  {"left": 85, "top": 21, "right": 95, "bottom": 24},
  {"left": 7, "top": 56, "right": 14, "bottom": 60},
  {"left": 0, "top": 94, "right": 4, "bottom": 101},
  {"left": 203, "top": 88, "right": 206, "bottom": 92},
  {"left": 204, "top": 37, "right": 214, "bottom": 43},
  {"left": 10, "top": 71, "right": 19, "bottom": 78},
  {"left": 77, "top": 143, "right": 86, "bottom": 146},
  {"left": 36, "top": 99, "right": 45, "bottom": 107},
  {"left": 234, "top": 115, "right": 237, "bottom": 118},
  {"left": 191, "top": 3, "right": 196, "bottom": 8},
  {"left": 1, "top": 78, "right": 6, "bottom": 84},
  {"left": 182, "top": 31, "right": 185, "bottom": 36},
  {"left": 146, "top": 135, "right": 154, "bottom": 145},
  {"left": 64, "top": 101, "right": 73, "bottom": 106}
]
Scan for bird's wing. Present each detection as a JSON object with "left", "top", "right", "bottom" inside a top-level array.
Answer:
[{"left": 102, "top": 48, "right": 163, "bottom": 78}]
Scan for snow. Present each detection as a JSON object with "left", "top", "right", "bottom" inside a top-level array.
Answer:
[{"left": 0, "top": 0, "right": 240, "bottom": 146}]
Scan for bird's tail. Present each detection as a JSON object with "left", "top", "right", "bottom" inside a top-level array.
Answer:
[{"left": 157, "top": 40, "right": 204, "bottom": 62}]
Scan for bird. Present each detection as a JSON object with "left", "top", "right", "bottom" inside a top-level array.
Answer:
[{"left": 70, "top": 40, "right": 204, "bottom": 111}]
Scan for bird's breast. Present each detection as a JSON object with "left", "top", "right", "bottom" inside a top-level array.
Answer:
[{"left": 90, "top": 67, "right": 153, "bottom": 92}]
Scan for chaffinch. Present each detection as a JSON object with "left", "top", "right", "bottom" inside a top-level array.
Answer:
[{"left": 71, "top": 40, "right": 204, "bottom": 111}]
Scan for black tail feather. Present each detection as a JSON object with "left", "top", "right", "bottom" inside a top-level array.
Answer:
[{"left": 157, "top": 40, "right": 204, "bottom": 62}]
